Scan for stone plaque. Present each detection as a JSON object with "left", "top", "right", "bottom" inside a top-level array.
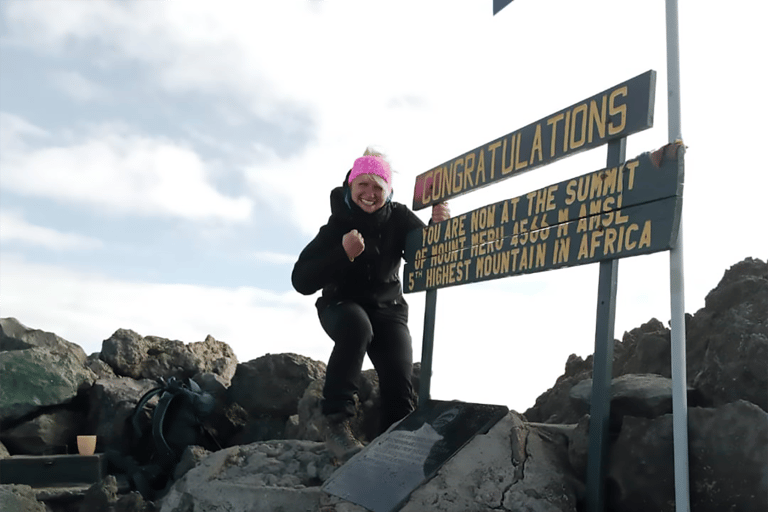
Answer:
[{"left": 322, "top": 400, "right": 509, "bottom": 512}]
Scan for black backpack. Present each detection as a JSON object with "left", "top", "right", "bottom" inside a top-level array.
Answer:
[{"left": 131, "top": 376, "right": 217, "bottom": 471}]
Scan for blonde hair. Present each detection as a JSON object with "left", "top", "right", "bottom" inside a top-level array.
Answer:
[{"left": 362, "top": 147, "right": 393, "bottom": 191}]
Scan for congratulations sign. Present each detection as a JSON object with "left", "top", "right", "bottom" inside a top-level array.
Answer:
[
  {"left": 412, "top": 70, "right": 656, "bottom": 210},
  {"left": 404, "top": 145, "right": 683, "bottom": 293}
]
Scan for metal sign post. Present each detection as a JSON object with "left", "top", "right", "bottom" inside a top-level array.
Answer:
[
  {"left": 665, "top": 1, "right": 691, "bottom": 511},
  {"left": 585, "top": 137, "right": 625, "bottom": 512}
]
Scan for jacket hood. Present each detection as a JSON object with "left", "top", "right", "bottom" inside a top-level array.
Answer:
[{"left": 330, "top": 184, "right": 392, "bottom": 227}]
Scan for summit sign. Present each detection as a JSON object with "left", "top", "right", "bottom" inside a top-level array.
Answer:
[{"left": 412, "top": 71, "right": 656, "bottom": 210}]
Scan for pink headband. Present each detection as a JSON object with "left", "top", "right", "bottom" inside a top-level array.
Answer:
[{"left": 348, "top": 155, "right": 392, "bottom": 187}]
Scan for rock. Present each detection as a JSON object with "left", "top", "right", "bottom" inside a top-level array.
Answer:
[
  {"left": 566, "top": 415, "right": 590, "bottom": 480},
  {"left": 687, "top": 400, "right": 768, "bottom": 511},
  {"left": 569, "top": 373, "right": 701, "bottom": 429},
  {"left": 100, "top": 329, "right": 237, "bottom": 383},
  {"left": 86, "top": 377, "right": 158, "bottom": 455},
  {"left": 228, "top": 353, "right": 325, "bottom": 417},
  {"left": 226, "top": 353, "right": 326, "bottom": 443},
  {"left": 527, "top": 258, "right": 768, "bottom": 423},
  {"left": 86, "top": 353, "right": 117, "bottom": 379},
  {"left": 613, "top": 318, "right": 673, "bottom": 378},
  {"left": 172, "top": 445, "right": 211, "bottom": 481},
  {"left": 0, "top": 441, "right": 10, "bottom": 459},
  {"left": 80, "top": 475, "right": 119, "bottom": 512},
  {"left": 0, "top": 317, "right": 87, "bottom": 365},
  {"left": 188, "top": 335, "right": 238, "bottom": 384},
  {"left": 607, "top": 400, "right": 768, "bottom": 512},
  {"left": 402, "top": 411, "right": 579, "bottom": 512},
  {"left": 0, "top": 347, "right": 96, "bottom": 426},
  {"left": 686, "top": 257, "right": 768, "bottom": 412},
  {"left": 523, "top": 352, "right": 596, "bottom": 424},
  {"left": 0, "top": 484, "right": 47, "bottom": 512},
  {"left": 159, "top": 440, "right": 337, "bottom": 512},
  {"left": 0, "top": 408, "right": 84, "bottom": 455},
  {"left": 80, "top": 475, "right": 158, "bottom": 512}
]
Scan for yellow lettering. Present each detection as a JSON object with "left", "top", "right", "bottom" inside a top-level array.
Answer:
[
  {"left": 578, "top": 234, "right": 589, "bottom": 259},
  {"left": 604, "top": 228, "right": 617, "bottom": 255},
  {"left": 547, "top": 113, "right": 564, "bottom": 157},
  {"left": 625, "top": 159, "right": 639, "bottom": 190},
  {"left": 452, "top": 158, "right": 464, "bottom": 192},
  {"left": 570, "top": 103, "right": 588, "bottom": 150},
  {"left": 602, "top": 166, "right": 618, "bottom": 195},
  {"left": 475, "top": 149, "right": 486, "bottom": 184},
  {"left": 553, "top": 237, "right": 570, "bottom": 264},
  {"left": 508, "top": 197, "right": 520, "bottom": 221},
  {"left": 590, "top": 230, "right": 603, "bottom": 257},
  {"left": 625, "top": 223, "right": 639, "bottom": 250},
  {"left": 530, "top": 124, "right": 544, "bottom": 165},
  {"left": 515, "top": 132, "right": 528, "bottom": 170},
  {"left": 639, "top": 220, "right": 652, "bottom": 248},
  {"left": 608, "top": 86, "right": 627, "bottom": 135},
  {"left": 565, "top": 180, "right": 577, "bottom": 205},
  {"left": 463, "top": 154, "right": 475, "bottom": 190},
  {"left": 588, "top": 96, "right": 607, "bottom": 143},
  {"left": 557, "top": 209, "right": 569, "bottom": 237},
  {"left": 501, "top": 135, "right": 515, "bottom": 175},
  {"left": 488, "top": 141, "right": 501, "bottom": 180}
]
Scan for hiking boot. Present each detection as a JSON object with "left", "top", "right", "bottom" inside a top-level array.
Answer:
[{"left": 324, "top": 414, "right": 364, "bottom": 462}]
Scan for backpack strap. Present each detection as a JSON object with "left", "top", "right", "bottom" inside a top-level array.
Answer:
[
  {"left": 152, "top": 389, "right": 179, "bottom": 471},
  {"left": 132, "top": 385, "right": 166, "bottom": 440}
]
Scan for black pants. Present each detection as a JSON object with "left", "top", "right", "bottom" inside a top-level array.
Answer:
[{"left": 319, "top": 301, "right": 415, "bottom": 433}]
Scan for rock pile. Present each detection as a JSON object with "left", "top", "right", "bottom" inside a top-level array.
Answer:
[{"left": 1, "top": 257, "right": 766, "bottom": 512}]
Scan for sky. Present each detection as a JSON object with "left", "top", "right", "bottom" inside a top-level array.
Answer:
[{"left": 1, "top": 0, "right": 766, "bottom": 414}]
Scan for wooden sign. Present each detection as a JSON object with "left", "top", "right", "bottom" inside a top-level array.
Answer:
[
  {"left": 412, "top": 70, "right": 656, "bottom": 210},
  {"left": 404, "top": 145, "right": 683, "bottom": 293}
]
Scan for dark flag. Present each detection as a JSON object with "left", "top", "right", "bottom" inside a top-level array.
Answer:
[{"left": 493, "top": 0, "right": 515, "bottom": 15}]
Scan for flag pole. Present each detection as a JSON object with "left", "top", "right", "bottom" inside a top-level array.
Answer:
[{"left": 665, "top": 0, "right": 691, "bottom": 511}]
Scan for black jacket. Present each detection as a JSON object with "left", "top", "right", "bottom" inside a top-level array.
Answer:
[{"left": 292, "top": 183, "right": 426, "bottom": 312}]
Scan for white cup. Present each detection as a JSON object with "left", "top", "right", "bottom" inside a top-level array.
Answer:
[{"left": 77, "top": 435, "right": 97, "bottom": 456}]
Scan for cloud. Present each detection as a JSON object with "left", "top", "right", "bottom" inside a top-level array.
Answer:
[
  {"left": 0, "top": 114, "right": 253, "bottom": 222},
  {"left": 252, "top": 251, "right": 297, "bottom": 265},
  {"left": 51, "top": 70, "right": 110, "bottom": 102},
  {"left": 0, "top": 211, "right": 104, "bottom": 251},
  {"left": 0, "top": 255, "right": 329, "bottom": 364}
]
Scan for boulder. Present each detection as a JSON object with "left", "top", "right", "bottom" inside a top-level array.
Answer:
[
  {"left": 686, "top": 257, "right": 768, "bottom": 412},
  {"left": 159, "top": 440, "right": 338, "bottom": 512},
  {"left": 80, "top": 475, "right": 158, "bottom": 512},
  {"left": 0, "top": 317, "right": 87, "bottom": 365},
  {"left": 188, "top": 335, "right": 238, "bottom": 384},
  {"left": 607, "top": 400, "right": 768, "bottom": 512},
  {"left": 228, "top": 353, "right": 325, "bottom": 417},
  {"left": 0, "top": 408, "right": 84, "bottom": 455},
  {"left": 402, "top": 411, "right": 579, "bottom": 512},
  {"left": 226, "top": 353, "right": 325, "bottom": 444},
  {"left": 613, "top": 318, "right": 673, "bottom": 378},
  {"left": 86, "top": 377, "right": 158, "bottom": 454},
  {"left": 526, "top": 257, "right": 768, "bottom": 423},
  {"left": 523, "top": 352, "right": 596, "bottom": 424},
  {"left": 100, "top": 329, "right": 237, "bottom": 384},
  {"left": 0, "top": 484, "right": 47, "bottom": 512},
  {"left": 0, "top": 347, "right": 96, "bottom": 426},
  {"left": 86, "top": 353, "right": 117, "bottom": 379},
  {"left": 569, "top": 373, "right": 702, "bottom": 429}
]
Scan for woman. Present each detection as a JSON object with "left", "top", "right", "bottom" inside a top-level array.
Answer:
[{"left": 291, "top": 148, "right": 450, "bottom": 460}]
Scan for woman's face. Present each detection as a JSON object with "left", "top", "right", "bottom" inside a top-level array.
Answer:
[{"left": 350, "top": 174, "right": 390, "bottom": 213}]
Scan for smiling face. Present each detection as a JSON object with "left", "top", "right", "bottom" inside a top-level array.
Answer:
[{"left": 349, "top": 173, "right": 390, "bottom": 213}]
